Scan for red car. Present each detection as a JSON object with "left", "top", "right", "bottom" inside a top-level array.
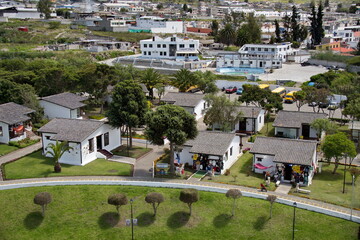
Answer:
[{"left": 225, "top": 86, "right": 237, "bottom": 93}]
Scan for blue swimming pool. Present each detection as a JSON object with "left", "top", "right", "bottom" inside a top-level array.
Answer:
[{"left": 217, "top": 67, "right": 265, "bottom": 75}]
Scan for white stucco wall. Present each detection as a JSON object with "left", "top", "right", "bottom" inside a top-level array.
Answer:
[
  {"left": 221, "top": 136, "right": 240, "bottom": 174},
  {"left": 0, "top": 122, "right": 9, "bottom": 144},
  {"left": 256, "top": 110, "right": 265, "bottom": 132},
  {"left": 40, "top": 101, "right": 72, "bottom": 119},
  {"left": 42, "top": 124, "right": 121, "bottom": 166},
  {"left": 253, "top": 154, "right": 276, "bottom": 174}
]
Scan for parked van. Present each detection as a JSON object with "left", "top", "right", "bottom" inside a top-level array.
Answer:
[
  {"left": 284, "top": 91, "right": 297, "bottom": 103},
  {"left": 272, "top": 87, "right": 286, "bottom": 97},
  {"left": 258, "top": 84, "right": 270, "bottom": 90}
]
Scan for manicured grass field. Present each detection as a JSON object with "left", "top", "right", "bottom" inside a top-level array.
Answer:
[
  {"left": 290, "top": 163, "right": 360, "bottom": 208},
  {"left": 0, "top": 185, "right": 357, "bottom": 240},
  {"left": 113, "top": 146, "right": 152, "bottom": 159},
  {"left": 4, "top": 151, "right": 132, "bottom": 179},
  {"left": 203, "top": 152, "right": 276, "bottom": 191},
  {"left": 0, "top": 144, "right": 18, "bottom": 156}
]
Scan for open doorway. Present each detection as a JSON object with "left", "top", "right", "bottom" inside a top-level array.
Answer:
[{"left": 96, "top": 135, "right": 102, "bottom": 150}]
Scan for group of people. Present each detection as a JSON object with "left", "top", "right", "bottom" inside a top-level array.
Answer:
[{"left": 192, "top": 154, "right": 224, "bottom": 174}]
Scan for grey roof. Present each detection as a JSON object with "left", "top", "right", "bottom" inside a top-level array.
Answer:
[
  {"left": 162, "top": 92, "right": 205, "bottom": 108},
  {"left": 250, "top": 137, "right": 317, "bottom": 165},
  {"left": 184, "top": 131, "right": 236, "bottom": 156},
  {"left": 38, "top": 118, "right": 104, "bottom": 142},
  {"left": 273, "top": 111, "right": 327, "bottom": 128},
  {"left": 41, "top": 92, "right": 87, "bottom": 110},
  {"left": 0, "top": 102, "right": 34, "bottom": 125},
  {"left": 234, "top": 106, "right": 262, "bottom": 118}
]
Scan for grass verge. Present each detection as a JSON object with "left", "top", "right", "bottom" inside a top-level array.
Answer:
[
  {"left": 112, "top": 145, "right": 152, "bottom": 159},
  {"left": 4, "top": 151, "right": 132, "bottom": 179},
  {"left": 0, "top": 144, "right": 18, "bottom": 156},
  {"left": 0, "top": 185, "right": 357, "bottom": 240}
]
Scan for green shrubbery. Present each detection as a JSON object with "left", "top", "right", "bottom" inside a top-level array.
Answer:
[{"left": 9, "top": 138, "right": 39, "bottom": 148}]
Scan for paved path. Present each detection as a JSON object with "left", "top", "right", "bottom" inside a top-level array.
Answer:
[
  {"left": 108, "top": 155, "right": 136, "bottom": 165},
  {"left": 275, "top": 183, "right": 292, "bottom": 194},
  {"left": 0, "top": 176, "right": 358, "bottom": 223},
  {"left": 132, "top": 141, "right": 166, "bottom": 178},
  {"left": 0, "top": 141, "right": 42, "bottom": 181}
]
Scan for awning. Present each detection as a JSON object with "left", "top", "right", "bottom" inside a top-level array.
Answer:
[{"left": 254, "top": 163, "right": 273, "bottom": 170}]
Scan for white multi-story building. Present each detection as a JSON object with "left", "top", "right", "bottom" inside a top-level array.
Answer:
[
  {"left": 129, "top": 16, "right": 184, "bottom": 33},
  {"left": 140, "top": 36, "right": 200, "bottom": 61},
  {"left": 217, "top": 43, "right": 294, "bottom": 69}
]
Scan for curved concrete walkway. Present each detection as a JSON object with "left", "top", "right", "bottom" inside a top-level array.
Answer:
[{"left": 0, "top": 176, "right": 359, "bottom": 223}]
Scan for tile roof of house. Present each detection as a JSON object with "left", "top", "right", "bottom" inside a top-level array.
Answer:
[
  {"left": 184, "top": 131, "right": 236, "bottom": 156},
  {"left": 250, "top": 136, "right": 317, "bottom": 165},
  {"left": 273, "top": 111, "right": 327, "bottom": 128},
  {"left": 41, "top": 92, "right": 88, "bottom": 109},
  {"left": 0, "top": 102, "right": 34, "bottom": 125},
  {"left": 162, "top": 92, "right": 205, "bottom": 108},
  {"left": 234, "top": 106, "right": 263, "bottom": 118},
  {"left": 38, "top": 118, "right": 104, "bottom": 142}
]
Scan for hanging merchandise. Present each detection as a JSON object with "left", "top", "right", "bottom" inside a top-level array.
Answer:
[{"left": 292, "top": 165, "right": 301, "bottom": 174}]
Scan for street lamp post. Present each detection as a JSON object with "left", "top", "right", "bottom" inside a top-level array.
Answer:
[
  {"left": 130, "top": 199, "right": 134, "bottom": 240},
  {"left": 292, "top": 202, "right": 297, "bottom": 240},
  {"left": 350, "top": 175, "right": 355, "bottom": 221},
  {"left": 342, "top": 155, "right": 347, "bottom": 194}
]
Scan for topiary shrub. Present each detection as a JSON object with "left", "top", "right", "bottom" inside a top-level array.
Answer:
[
  {"left": 226, "top": 189, "right": 242, "bottom": 217},
  {"left": 145, "top": 192, "right": 164, "bottom": 216},
  {"left": 34, "top": 192, "right": 52, "bottom": 217},
  {"left": 179, "top": 188, "right": 199, "bottom": 216},
  {"left": 108, "top": 194, "right": 128, "bottom": 214}
]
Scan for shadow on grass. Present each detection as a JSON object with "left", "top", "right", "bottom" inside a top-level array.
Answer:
[
  {"left": 254, "top": 215, "right": 268, "bottom": 231},
  {"left": 24, "top": 212, "right": 43, "bottom": 230},
  {"left": 137, "top": 212, "right": 155, "bottom": 227},
  {"left": 213, "top": 213, "right": 232, "bottom": 228},
  {"left": 98, "top": 212, "right": 120, "bottom": 229},
  {"left": 167, "top": 211, "right": 190, "bottom": 229}
]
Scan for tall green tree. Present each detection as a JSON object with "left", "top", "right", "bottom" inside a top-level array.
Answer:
[
  {"left": 275, "top": 19, "right": 282, "bottom": 43},
  {"left": 145, "top": 104, "right": 197, "bottom": 173},
  {"left": 293, "top": 90, "right": 307, "bottom": 111},
  {"left": 46, "top": 140, "right": 73, "bottom": 173},
  {"left": 172, "top": 69, "right": 197, "bottom": 92},
  {"left": 219, "top": 24, "right": 236, "bottom": 47},
  {"left": 37, "top": 0, "right": 53, "bottom": 19},
  {"left": 343, "top": 98, "right": 360, "bottom": 120},
  {"left": 106, "top": 80, "right": 148, "bottom": 148},
  {"left": 236, "top": 14, "right": 261, "bottom": 46},
  {"left": 309, "top": 4, "right": 317, "bottom": 47},
  {"left": 291, "top": 5, "right": 301, "bottom": 42},
  {"left": 283, "top": 14, "right": 292, "bottom": 42},
  {"left": 193, "top": 71, "right": 218, "bottom": 94},
  {"left": 322, "top": 132, "right": 356, "bottom": 174},
  {"left": 310, "top": 118, "right": 338, "bottom": 139},
  {"left": 315, "top": 2, "right": 325, "bottom": 46},
  {"left": 211, "top": 20, "right": 219, "bottom": 37},
  {"left": 141, "top": 68, "right": 163, "bottom": 99},
  {"left": 204, "top": 95, "right": 242, "bottom": 132}
]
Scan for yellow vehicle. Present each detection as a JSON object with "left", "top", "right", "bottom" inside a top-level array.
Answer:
[
  {"left": 284, "top": 91, "right": 298, "bottom": 103},
  {"left": 185, "top": 85, "right": 200, "bottom": 93},
  {"left": 258, "top": 84, "right": 270, "bottom": 90},
  {"left": 272, "top": 87, "right": 287, "bottom": 97}
]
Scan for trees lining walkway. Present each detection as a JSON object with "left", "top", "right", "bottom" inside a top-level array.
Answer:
[{"left": 0, "top": 176, "right": 359, "bottom": 223}]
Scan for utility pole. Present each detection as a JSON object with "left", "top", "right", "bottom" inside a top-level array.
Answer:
[{"left": 292, "top": 202, "right": 297, "bottom": 240}]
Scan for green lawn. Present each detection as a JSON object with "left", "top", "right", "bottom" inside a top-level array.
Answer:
[
  {"left": 258, "top": 122, "right": 275, "bottom": 137},
  {"left": 0, "top": 185, "right": 357, "bottom": 240},
  {"left": 290, "top": 163, "right": 360, "bottom": 209},
  {"left": 203, "top": 152, "right": 276, "bottom": 191},
  {"left": 112, "top": 146, "right": 152, "bottom": 159},
  {"left": 0, "top": 144, "right": 18, "bottom": 156},
  {"left": 3, "top": 151, "right": 132, "bottom": 179}
]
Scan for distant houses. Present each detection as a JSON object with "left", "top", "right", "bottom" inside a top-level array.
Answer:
[
  {"left": 0, "top": 102, "right": 34, "bottom": 144},
  {"left": 175, "top": 131, "right": 240, "bottom": 175},
  {"left": 38, "top": 118, "right": 121, "bottom": 166},
  {"left": 273, "top": 111, "right": 327, "bottom": 139},
  {"left": 161, "top": 92, "right": 207, "bottom": 120},
  {"left": 40, "top": 92, "right": 88, "bottom": 120},
  {"left": 250, "top": 137, "right": 318, "bottom": 186}
]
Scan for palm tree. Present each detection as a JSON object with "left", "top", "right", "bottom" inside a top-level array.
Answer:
[
  {"left": 141, "top": 68, "right": 163, "bottom": 99},
  {"left": 46, "top": 140, "right": 73, "bottom": 173},
  {"left": 172, "top": 69, "right": 197, "bottom": 92},
  {"left": 220, "top": 24, "right": 236, "bottom": 47}
]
